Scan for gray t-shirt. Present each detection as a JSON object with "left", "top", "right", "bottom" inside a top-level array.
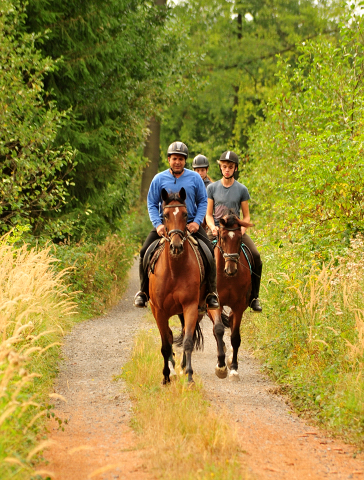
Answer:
[{"left": 207, "top": 180, "right": 250, "bottom": 225}]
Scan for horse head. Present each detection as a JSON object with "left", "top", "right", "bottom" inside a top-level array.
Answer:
[
  {"left": 219, "top": 210, "right": 252, "bottom": 276},
  {"left": 162, "top": 187, "right": 188, "bottom": 256}
]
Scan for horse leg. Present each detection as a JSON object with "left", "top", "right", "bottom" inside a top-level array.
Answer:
[
  {"left": 168, "top": 326, "right": 177, "bottom": 379},
  {"left": 208, "top": 309, "right": 227, "bottom": 379},
  {"left": 155, "top": 312, "right": 173, "bottom": 385},
  {"left": 182, "top": 308, "right": 198, "bottom": 384},
  {"left": 229, "top": 309, "right": 243, "bottom": 382}
]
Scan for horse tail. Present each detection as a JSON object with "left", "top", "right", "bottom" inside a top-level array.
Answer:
[
  {"left": 221, "top": 311, "right": 230, "bottom": 329},
  {"left": 174, "top": 314, "right": 185, "bottom": 347},
  {"left": 194, "top": 320, "right": 204, "bottom": 351},
  {"left": 173, "top": 313, "right": 204, "bottom": 351}
]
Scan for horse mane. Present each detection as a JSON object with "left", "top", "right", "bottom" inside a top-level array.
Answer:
[{"left": 220, "top": 207, "right": 254, "bottom": 229}]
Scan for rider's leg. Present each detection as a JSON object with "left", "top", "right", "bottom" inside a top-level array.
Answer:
[
  {"left": 134, "top": 229, "right": 160, "bottom": 308},
  {"left": 193, "top": 227, "right": 219, "bottom": 309},
  {"left": 241, "top": 233, "right": 263, "bottom": 312}
]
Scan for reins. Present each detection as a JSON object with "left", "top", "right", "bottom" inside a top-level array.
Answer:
[{"left": 216, "top": 223, "right": 259, "bottom": 278}]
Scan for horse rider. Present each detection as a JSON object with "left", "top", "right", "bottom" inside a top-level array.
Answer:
[
  {"left": 192, "top": 154, "right": 213, "bottom": 188},
  {"left": 134, "top": 141, "right": 220, "bottom": 310},
  {"left": 192, "top": 154, "right": 214, "bottom": 240},
  {"left": 205, "top": 150, "right": 263, "bottom": 312}
]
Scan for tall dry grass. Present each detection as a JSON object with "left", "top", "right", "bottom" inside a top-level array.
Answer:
[
  {"left": 122, "top": 324, "right": 247, "bottom": 480},
  {"left": 0, "top": 239, "right": 76, "bottom": 479}
]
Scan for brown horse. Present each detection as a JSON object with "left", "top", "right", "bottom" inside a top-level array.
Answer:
[
  {"left": 149, "top": 187, "right": 205, "bottom": 384},
  {"left": 208, "top": 210, "right": 253, "bottom": 381}
]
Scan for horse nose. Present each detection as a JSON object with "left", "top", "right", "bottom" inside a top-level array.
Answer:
[
  {"left": 170, "top": 243, "right": 183, "bottom": 255},
  {"left": 224, "top": 265, "right": 237, "bottom": 276}
]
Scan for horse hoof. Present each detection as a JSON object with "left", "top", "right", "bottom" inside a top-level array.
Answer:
[
  {"left": 187, "top": 380, "right": 195, "bottom": 389},
  {"left": 226, "top": 354, "right": 233, "bottom": 369},
  {"left": 215, "top": 364, "right": 228, "bottom": 379},
  {"left": 229, "top": 369, "right": 240, "bottom": 382},
  {"left": 162, "top": 378, "right": 171, "bottom": 385}
]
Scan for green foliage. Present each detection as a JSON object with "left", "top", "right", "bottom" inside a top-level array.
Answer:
[
  {"left": 241, "top": 11, "right": 364, "bottom": 442},
  {"left": 161, "top": 0, "right": 341, "bottom": 174},
  {"left": 0, "top": 0, "right": 75, "bottom": 236},
  {"left": 24, "top": 0, "right": 184, "bottom": 241},
  {"left": 247, "top": 14, "right": 364, "bottom": 253},
  {"left": 54, "top": 216, "right": 138, "bottom": 314}
]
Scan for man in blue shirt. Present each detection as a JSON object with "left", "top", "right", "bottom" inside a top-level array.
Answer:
[{"left": 134, "top": 141, "right": 219, "bottom": 310}]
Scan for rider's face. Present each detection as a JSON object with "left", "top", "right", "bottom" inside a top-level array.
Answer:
[
  {"left": 220, "top": 161, "right": 236, "bottom": 178},
  {"left": 168, "top": 154, "right": 186, "bottom": 173},
  {"left": 194, "top": 167, "right": 207, "bottom": 180}
]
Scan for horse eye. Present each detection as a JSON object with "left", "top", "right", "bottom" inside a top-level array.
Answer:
[{"left": 183, "top": 212, "right": 187, "bottom": 218}]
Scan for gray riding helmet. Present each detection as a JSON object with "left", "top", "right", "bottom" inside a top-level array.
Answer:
[
  {"left": 192, "top": 154, "right": 209, "bottom": 169},
  {"left": 167, "top": 141, "right": 189, "bottom": 159},
  {"left": 219, "top": 150, "right": 239, "bottom": 165}
]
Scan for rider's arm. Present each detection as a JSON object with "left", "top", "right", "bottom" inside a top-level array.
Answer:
[
  {"left": 147, "top": 176, "right": 163, "bottom": 228},
  {"left": 206, "top": 199, "right": 216, "bottom": 231},
  {"left": 240, "top": 200, "right": 250, "bottom": 236}
]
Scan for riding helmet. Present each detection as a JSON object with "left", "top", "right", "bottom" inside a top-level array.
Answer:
[
  {"left": 192, "top": 154, "right": 209, "bottom": 169},
  {"left": 218, "top": 150, "right": 239, "bottom": 165},
  {"left": 167, "top": 141, "right": 188, "bottom": 159}
]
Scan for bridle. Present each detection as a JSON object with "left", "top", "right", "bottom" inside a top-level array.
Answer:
[
  {"left": 216, "top": 225, "right": 241, "bottom": 264},
  {"left": 162, "top": 203, "right": 188, "bottom": 244}
]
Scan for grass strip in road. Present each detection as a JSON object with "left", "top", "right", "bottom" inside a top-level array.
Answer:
[{"left": 122, "top": 324, "right": 246, "bottom": 480}]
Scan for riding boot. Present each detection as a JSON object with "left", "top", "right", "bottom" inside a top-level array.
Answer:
[
  {"left": 134, "top": 256, "right": 149, "bottom": 308},
  {"left": 206, "top": 258, "right": 220, "bottom": 310},
  {"left": 250, "top": 263, "right": 263, "bottom": 312}
]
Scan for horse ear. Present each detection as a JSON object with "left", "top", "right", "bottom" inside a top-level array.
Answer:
[
  {"left": 179, "top": 187, "right": 186, "bottom": 202},
  {"left": 161, "top": 188, "right": 168, "bottom": 202},
  {"left": 220, "top": 217, "right": 226, "bottom": 227}
]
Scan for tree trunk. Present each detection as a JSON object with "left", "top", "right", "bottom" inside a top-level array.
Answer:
[
  {"left": 140, "top": 0, "right": 166, "bottom": 201},
  {"left": 140, "top": 117, "right": 161, "bottom": 201}
]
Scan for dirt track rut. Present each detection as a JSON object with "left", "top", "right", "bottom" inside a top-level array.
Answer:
[{"left": 45, "top": 260, "right": 364, "bottom": 479}]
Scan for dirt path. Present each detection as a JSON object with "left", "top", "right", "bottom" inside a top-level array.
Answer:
[
  {"left": 193, "top": 317, "right": 364, "bottom": 480},
  {"left": 45, "top": 261, "right": 364, "bottom": 479},
  {"left": 44, "top": 260, "right": 152, "bottom": 480}
]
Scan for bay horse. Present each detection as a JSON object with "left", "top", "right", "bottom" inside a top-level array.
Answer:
[
  {"left": 208, "top": 210, "right": 253, "bottom": 381},
  {"left": 149, "top": 187, "right": 205, "bottom": 384}
]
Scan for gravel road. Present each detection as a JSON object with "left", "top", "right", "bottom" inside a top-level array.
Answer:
[{"left": 45, "top": 260, "right": 364, "bottom": 480}]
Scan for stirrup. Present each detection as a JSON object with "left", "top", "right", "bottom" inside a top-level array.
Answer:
[
  {"left": 250, "top": 298, "right": 262, "bottom": 312},
  {"left": 206, "top": 292, "right": 220, "bottom": 310},
  {"left": 134, "top": 291, "right": 148, "bottom": 308}
]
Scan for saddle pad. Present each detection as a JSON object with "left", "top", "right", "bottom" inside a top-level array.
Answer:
[
  {"left": 187, "top": 237, "right": 205, "bottom": 284},
  {"left": 148, "top": 242, "right": 166, "bottom": 277}
]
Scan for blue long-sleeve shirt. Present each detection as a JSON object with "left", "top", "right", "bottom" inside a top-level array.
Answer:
[{"left": 147, "top": 169, "right": 207, "bottom": 228}]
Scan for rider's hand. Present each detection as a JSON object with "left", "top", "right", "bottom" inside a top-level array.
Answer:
[
  {"left": 157, "top": 224, "right": 166, "bottom": 237},
  {"left": 211, "top": 226, "right": 219, "bottom": 237},
  {"left": 187, "top": 222, "right": 199, "bottom": 234},
  {"left": 240, "top": 226, "right": 247, "bottom": 236}
]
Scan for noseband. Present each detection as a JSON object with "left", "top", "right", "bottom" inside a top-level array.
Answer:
[
  {"left": 217, "top": 226, "right": 241, "bottom": 263},
  {"left": 163, "top": 203, "right": 188, "bottom": 243}
]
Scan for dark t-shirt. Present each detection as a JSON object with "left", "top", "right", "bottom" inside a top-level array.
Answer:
[
  {"left": 207, "top": 179, "right": 250, "bottom": 225},
  {"left": 204, "top": 177, "right": 212, "bottom": 189}
]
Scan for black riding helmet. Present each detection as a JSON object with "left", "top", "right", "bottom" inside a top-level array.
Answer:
[
  {"left": 218, "top": 150, "right": 239, "bottom": 179},
  {"left": 167, "top": 141, "right": 188, "bottom": 159},
  {"left": 192, "top": 154, "right": 209, "bottom": 169},
  {"left": 219, "top": 150, "right": 239, "bottom": 165}
]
